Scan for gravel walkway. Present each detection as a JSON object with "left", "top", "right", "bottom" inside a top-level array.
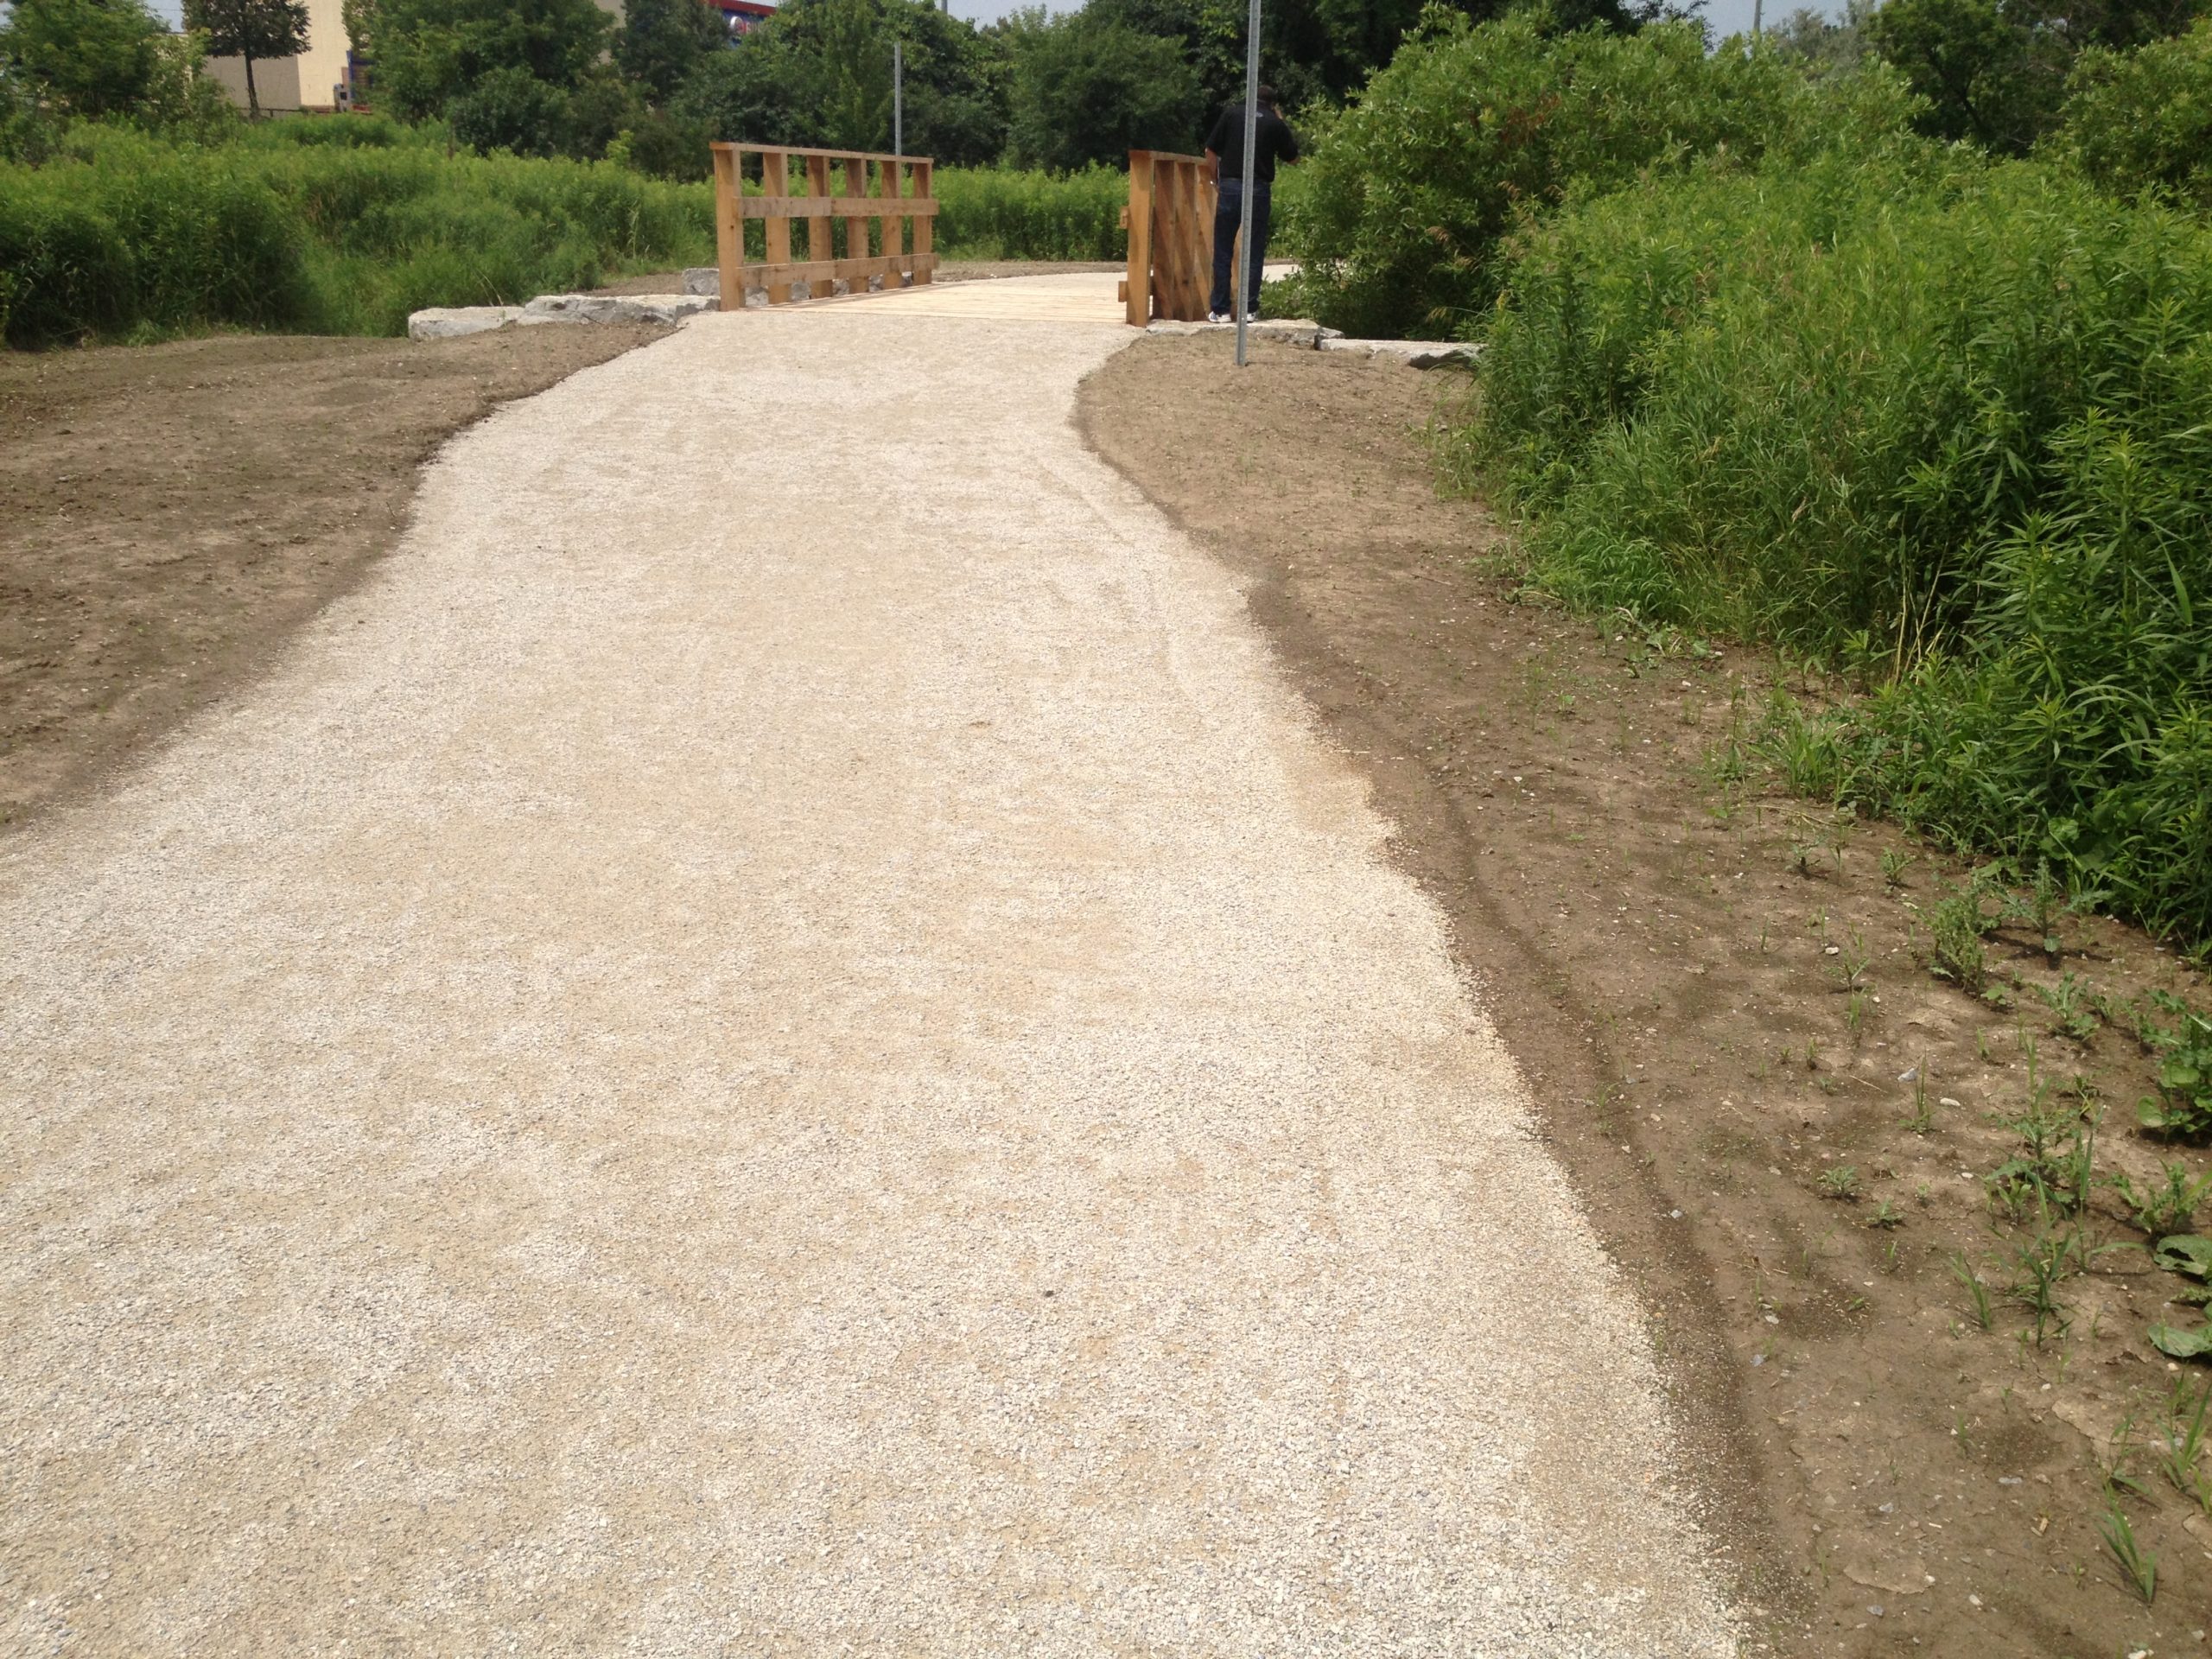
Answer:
[{"left": 0, "top": 284, "right": 1737, "bottom": 1656}]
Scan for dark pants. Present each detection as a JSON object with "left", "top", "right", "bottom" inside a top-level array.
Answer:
[{"left": 1210, "top": 179, "right": 1272, "bottom": 315}]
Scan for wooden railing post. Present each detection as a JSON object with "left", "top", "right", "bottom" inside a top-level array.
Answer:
[
  {"left": 1125, "top": 150, "right": 1155, "bottom": 327},
  {"left": 712, "top": 143, "right": 744, "bottom": 312},
  {"left": 805, "top": 152, "right": 832, "bottom": 286},
  {"left": 843, "top": 154, "right": 870, "bottom": 273},
  {"left": 911, "top": 160, "right": 933, "bottom": 283},
  {"left": 761, "top": 149, "right": 791, "bottom": 304}
]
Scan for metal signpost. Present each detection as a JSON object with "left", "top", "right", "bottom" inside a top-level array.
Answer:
[
  {"left": 893, "top": 41, "right": 904, "bottom": 156},
  {"left": 1233, "top": 0, "right": 1261, "bottom": 366}
]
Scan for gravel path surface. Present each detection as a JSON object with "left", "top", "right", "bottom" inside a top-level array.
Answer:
[{"left": 1, "top": 283, "right": 1737, "bottom": 1656}]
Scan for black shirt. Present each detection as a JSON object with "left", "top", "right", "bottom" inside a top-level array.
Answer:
[{"left": 1205, "top": 104, "right": 1300, "bottom": 185}]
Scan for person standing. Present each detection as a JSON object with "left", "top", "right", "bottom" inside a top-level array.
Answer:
[{"left": 1204, "top": 86, "right": 1300, "bottom": 324}]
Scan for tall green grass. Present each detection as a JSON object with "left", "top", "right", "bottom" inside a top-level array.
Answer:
[
  {"left": 932, "top": 164, "right": 1127, "bottom": 260},
  {"left": 1, "top": 117, "right": 1146, "bottom": 345},
  {"left": 1461, "top": 154, "right": 2212, "bottom": 943}
]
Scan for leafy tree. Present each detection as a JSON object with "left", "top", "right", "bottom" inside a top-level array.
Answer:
[
  {"left": 1005, "top": 10, "right": 1201, "bottom": 170},
  {"left": 618, "top": 0, "right": 725, "bottom": 105},
  {"left": 1865, "top": 0, "right": 2069, "bottom": 151},
  {"left": 341, "top": 0, "right": 611, "bottom": 128},
  {"left": 1767, "top": 0, "right": 1877, "bottom": 74},
  {"left": 1868, "top": 0, "right": 2208, "bottom": 154},
  {"left": 0, "top": 0, "right": 164, "bottom": 117},
  {"left": 183, "top": 0, "right": 309, "bottom": 118},
  {"left": 2052, "top": 16, "right": 2212, "bottom": 207},
  {"left": 447, "top": 61, "right": 571, "bottom": 152},
  {"left": 671, "top": 0, "right": 1008, "bottom": 163}
]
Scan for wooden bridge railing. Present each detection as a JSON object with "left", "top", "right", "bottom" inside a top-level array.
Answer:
[
  {"left": 1122, "top": 150, "right": 1216, "bottom": 326},
  {"left": 709, "top": 143, "right": 938, "bottom": 309}
]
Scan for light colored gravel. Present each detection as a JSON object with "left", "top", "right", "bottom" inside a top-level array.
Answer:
[{"left": 0, "top": 280, "right": 1737, "bottom": 1656}]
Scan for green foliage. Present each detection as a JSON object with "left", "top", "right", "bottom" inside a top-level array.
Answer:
[
  {"left": 0, "top": 0, "right": 165, "bottom": 118},
  {"left": 932, "top": 163, "right": 1128, "bottom": 257},
  {"left": 673, "top": 0, "right": 1008, "bottom": 167},
  {"left": 341, "top": 0, "right": 613, "bottom": 128},
  {"left": 1277, "top": 12, "right": 1924, "bottom": 339},
  {"left": 1460, "top": 154, "right": 2212, "bottom": 943},
  {"left": 0, "top": 128, "right": 311, "bottom": 343},
  {"left": 1864, "top": 0, "right": 2072, "bottom": 153},
  {"left": 617, "top": 0, "right": 726, "bottom": 106},
  {"left": 0, "top": 121, "right": 713, "bottom": 342},
  {"left": 1005, "top": 10, "right": 1202, "bottom": 173},
  {"left": 2139, "top": 999, "right": 2212, "bottom": 1138},
  {"left": 2051, "top": 17, "right": 2212, "bottom": 208},
  {"left": 2113, "top": 1160, "right": 2212, "bottom": 1235},
  {"left": 1869, "top": 0, "right": 2207, "bottom": 156}
]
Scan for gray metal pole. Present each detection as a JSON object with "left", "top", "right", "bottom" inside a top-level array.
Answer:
[
  {"left": 1751, "top": 0, "right": 1762, "bottom": 48},
  {"left": 1233, "top": 0, "right": 1260, "bottom": 365},
  {"left": 893, "top": 41, "right": 904, "bottom": 157}
]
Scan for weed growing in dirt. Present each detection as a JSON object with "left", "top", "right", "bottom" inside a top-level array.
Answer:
[
  {"left": 1816, "top": 1165, "right": 1861, "bottom": 1201},
  {"left": 2137, "top": 994, "right": 2212, "bottom": 1141},
  {"left": 2112, "top": 1161, "right": 2211, "bottom": 1236},
  {"left": 2158, "top": 1379, "right": 2211, "bottom": 1512},
  {"left": 2097, "top": 1500, "right": 2158, "bottom": 1604}
]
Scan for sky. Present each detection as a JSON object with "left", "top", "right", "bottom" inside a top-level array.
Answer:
[{"left": 149, "top": 0, "right": 1837, "bottom": 54}]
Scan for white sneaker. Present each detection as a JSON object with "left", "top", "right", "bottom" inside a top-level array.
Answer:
[{"left": 1207, "top": 311, "right": 1230, "bottom": 324}]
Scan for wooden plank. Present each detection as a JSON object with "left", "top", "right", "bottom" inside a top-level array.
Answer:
[
  {"left": 910, "top": 161, "right": 933, "bottom": 284},
  {"left": 762, "top": 150, "right": 791, "bottom": 304},
  {"left": 711, "top": 143, "right": 744, "bottom": 312},
  {"left": 738, "top": 195, "right": 939, "bottom": 219},
  {"left": 1125, "top": 149, "right": 1154, "bottom": 327},
  {"left": 806, "top": 154, "right": 832, "bottom": 273},
  {"left": 732, "top": 253, "right": 939, "bottom": 286},
  {"left": 878, "top": 156, "right": 903, "bottom": 286},
  {"left": 843, "top": 156, "right": 870, "bottom": 269},
  {"left": 709, "top": 141, "right": 927, "bottom": 163}
]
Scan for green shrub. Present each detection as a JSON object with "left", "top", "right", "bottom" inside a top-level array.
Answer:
[
  {"left": 1463, "top": 156, "right": 2212, "bottom": 942},
  {"left": 1, "top": 122, "right": 715, "bottom": 342},
  {"left": 2051, "top": 17, "right": 2212, "bottom": 209},
  {"left": 1277, "top": 11, "right": 1923, "bottom": 339},
  {"left": 932, "top": 164, "right": 1128, "bottom": 260}
]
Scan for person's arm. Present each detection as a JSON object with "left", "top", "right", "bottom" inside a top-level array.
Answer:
[{"left": 1204, "top": 109, "right": 1230, "bottom": 178}]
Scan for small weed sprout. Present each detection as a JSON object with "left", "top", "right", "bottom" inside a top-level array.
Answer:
[
  {"left": 1879, "top": 846, "right": 1915, "bottom": 887},
  {"left": 2112, "top": 1161, "right": 2212, "bottom": 1237},
  {"left": 2158, "top": 1379, "right": 2211, "bottom": 1514},
  {"left": 2037, "top": 972, "right": 2101, "bottom": 1043},
  {"left": 1867, "top": 1198, "right": 1902, "bottom": 1230},
  {"left": 2096, "top": 1501, "right": 2158, "bottom": 1605},
  {"left": 1817, "top": 1165, "right": 1861, "bottom": 1201},
  {"left": 1903, "top": 1071, "right": 1936, "bottom": 1135}
]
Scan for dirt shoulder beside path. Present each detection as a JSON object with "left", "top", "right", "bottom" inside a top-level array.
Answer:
[
  {"left": 0, "top": 325, "right": 662, "bottom": 832},
  {"left": 1082, "top": 332, "right": 2212, "bottom": 1659}
]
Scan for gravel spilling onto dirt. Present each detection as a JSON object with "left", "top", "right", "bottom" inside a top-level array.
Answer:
[{"left": 0, "top": 283, "right": 1736, "bottom": 1655}]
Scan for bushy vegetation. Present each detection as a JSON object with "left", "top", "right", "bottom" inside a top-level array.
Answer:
[
  {"left": 1330, "top": 4, "right": 2212, "bottom": 946},
  {"left": 2050, "top": 16, "right": 2212, "bottom": 207},
  {"left": 933, "top": 163, "right": 1128, "bottom": 260},
  {"left": 1277, "top": 13, "right": 1923, "bottom": 339}
]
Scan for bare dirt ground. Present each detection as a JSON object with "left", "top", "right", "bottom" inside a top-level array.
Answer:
[
  {"left": 1081, "top": 331, "right": 2212, "bottom": 1658},
  {"left": 0, "top": 325, "right": 662, "bottom": 830}
]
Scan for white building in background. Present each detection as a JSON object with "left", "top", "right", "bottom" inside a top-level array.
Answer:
[
  {"left": 203, "top": 0, "right": 355, "bottom": 113},
  {"left": 202, "top": 0, "right": 766, "bottom": 117}
]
